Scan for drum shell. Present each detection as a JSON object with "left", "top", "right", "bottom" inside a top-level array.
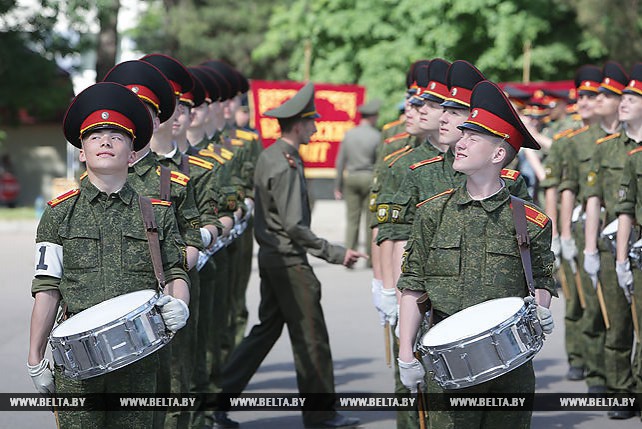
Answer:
[
  {"left": 418, "top": 301, "right": 543, "bottom": 390},
  {"left": 49, "top": 291, "right": 171, "bottom": 380}
]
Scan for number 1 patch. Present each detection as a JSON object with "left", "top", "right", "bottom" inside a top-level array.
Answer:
[{"left": 34, "top": 242, "right": 63, "bottom": 278}]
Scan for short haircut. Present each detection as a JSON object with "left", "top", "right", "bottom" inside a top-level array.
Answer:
[
  {"left": 499, "top": 139, "right": 517, "bottom": 167},
  {"left": 278, "top": 117, "right": 304, "bottom": 133}
]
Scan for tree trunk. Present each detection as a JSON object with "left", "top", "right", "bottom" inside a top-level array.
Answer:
[{"left": 95, "top": 0, "right": 121, "bottom": 82}]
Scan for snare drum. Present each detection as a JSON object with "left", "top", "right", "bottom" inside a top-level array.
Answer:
[
  {"left": 601, "top": 219, "right": 619, "bottom": 255},
  {"left": 418, "top": 297, "right": 543, "bottom": 390},
  {"left": 50, "top": 289, "right": 171, "bottom": 380}
]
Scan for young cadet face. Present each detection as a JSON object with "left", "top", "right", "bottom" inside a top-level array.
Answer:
[
  {"left": 439, "top": 107, "right": 469, "bottom": 148},
  {"left": 576, "top": 94, "right": 598, "bottom": 121},
  {"left": 594, "top": 92, "right": 621, "bottom": 117},
  {"left": 452, "top": 129, "right": 505, "bottom": 175},
  {"left": 190, "top": 103, "right": 209, "bottom": 129},
  {"left": 79, "top": 129, "right": 135, "bottom": 174},
  {"left": 404, "top": 98, "right": 422, "bottom": 135},
  {"left": 296, "top": 118, "right": 317, "bottom": 145},
  {"left": 619, "top": 93, "right": 642, "bottom": 124},
  {"left": 418, "top": 99, "right": 443, "bottom": 132},
  {"left": 172, "top": 102, "right": 191, "bottom": 139}
]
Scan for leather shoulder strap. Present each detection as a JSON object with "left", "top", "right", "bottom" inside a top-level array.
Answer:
[
  {"left": 510, "top": 195, "right": 536, "bottom": 296},
  {"left": 179, "top": 154, "right": 191, "bottom": 176},
  {"left": 139, "top": 195, "right": 166, "bottom": 291},
  {"left": 159, "top": 164, "right": 171, "bottom": 201}
]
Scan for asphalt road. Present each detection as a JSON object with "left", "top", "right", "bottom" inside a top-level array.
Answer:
[{"left": 1, "top": 200, "right": 640, "bottom": 428}]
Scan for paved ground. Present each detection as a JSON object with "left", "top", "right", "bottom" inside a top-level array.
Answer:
[{"left": 1, "top": 201, "right": 640, "bottom": 428}]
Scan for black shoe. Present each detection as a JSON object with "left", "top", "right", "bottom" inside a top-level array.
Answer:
[
  {"left": 608, "top": 405, "right": 637, "bottom": 420},
  {"left": 304, "top": 413, "right": 360, "bottom": 428},
  {"left": 587, "top": 385, "right": 607, "bottom": 394},
  {"left": 566, "top": 366, "right": 585, "bottom": 381},
  {"left": 211, "top": 411, "right": 240, "bottom": 428}
]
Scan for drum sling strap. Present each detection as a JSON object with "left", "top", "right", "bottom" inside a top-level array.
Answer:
[
  {"left": 139, "top": 195, "right": 166, "bottom": 292},
  {"left": 510, "top": 196, "right": 536, "bottom": 296},
  {"left": 159, "top": 164, "right": 171, "bottom": 201}
]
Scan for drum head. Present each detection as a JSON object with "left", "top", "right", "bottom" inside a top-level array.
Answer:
[
  {"left": 52, "top": 290, "right": 157, "bottom": 338},
  {"left": 601, "top": 219, "right": 618, "bottom": 237},
  {"left": 423, "top": 297, "right": 524, "bottom": 347}
]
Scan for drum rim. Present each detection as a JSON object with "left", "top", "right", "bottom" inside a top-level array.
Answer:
[{"left": 49, "top": 289, "right": 160, "bottom": 341}]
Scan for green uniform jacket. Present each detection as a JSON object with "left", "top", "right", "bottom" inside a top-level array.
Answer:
[
  {"left": 32, "top": 180, "right": 189, "bottom": 314},
  {"left": 397, "top": 185, "right": 556, "bottom": 316},
  {"left": 382, "top": 149, "right": 531, "bottom": 241},
  {"left": 584, "top": 132, "right": 633, "bottom": 223},
  {"left": 254, "top": 139, "right": 346, "bottom": 267},
  {"left": 616, "top": 140, "right": 642, "bottom": 220},
  {"left": 540, "top": 128, "right": 579, "bottom": 190},
  {"left": 127, "top": 151, "right": 203, "bottom": 250},
  {"left": 558, "top": 124, "right": 608, "bottom": 199}
]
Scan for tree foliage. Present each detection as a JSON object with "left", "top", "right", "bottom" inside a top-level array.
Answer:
[{"left": 130, "top": 0, "right": 293, "bottom": 79}]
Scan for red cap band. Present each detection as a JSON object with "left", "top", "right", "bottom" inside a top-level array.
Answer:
[
  {"left": 126, "top": 84, "right": 161, "bottom": 113},
  {"left": 425, "top": 81, "right": 449, "bottom": 99},
  {"left": 601, "top": 77, "right": 626, "bottom": 94},
  {"left": 80, "top": 110, "right": 136, "bottom": 138},
  {"left": 443, "top": 86, "right": 473, "bottom": 107},
  {"left": 465, "top": 107, "right": 523, "bottom": 150},
  {"left": 625, "top": 79, "right": 642, "bottom": 96}
]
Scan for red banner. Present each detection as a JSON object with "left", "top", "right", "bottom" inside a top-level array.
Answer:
[{"left": 249, "top": 80, "right": 365, "bottom": 178}]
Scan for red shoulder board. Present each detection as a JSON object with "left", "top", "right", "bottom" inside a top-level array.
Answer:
[
  {"left": 47, "top": 189, "right": 80, "bottom": 207},
  {"left": 416, "top": 189, "right": 454, "bottom": 208},
  {"left": 383, "top": 144, "right": 411, "bottom": 162},
  {"left": 566, "top": 125, "right": 589, "bottom": 138},
  {"left": 150, "top": 198, "right": 172, "bottom": 207},
  {"left": 553, "top": 128, "right": 574, "bottom": 141},
  {"left": 410, "top": 156, "right": 443, "bottom": 170},
  {"left": 524, "top": 204, "right": 549, "bottom": 228},
  {"left": 384, "top": 132, "right": 409, "bottom": 144},
  {"left": 500, "top": 168, "right": 521, "bottom": 181},
  {"left": 628, "top": 146, "right": 642, "bottom": 156},
  {"left": 596, "top": 132, "right": 620, "bottom": 145},
  {"left": 169, "top": 170, "right": 190, "bottom": 186},
  {"left": 79, "top": 171, "right": 88, "bottom": 181},
  {"left": 388, "top": 148, "right": 414, "bottom": 167},
  {"left": 382, "top": 119, "right": 403, "bottom": 131},
  {"left": 283, "top": 152, "right": 297, "bottom": 168},
  {"left": 188, "top": 155, "right": 214, "bottom": 170}
]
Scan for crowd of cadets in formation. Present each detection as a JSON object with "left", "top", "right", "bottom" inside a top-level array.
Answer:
[{"left": 32, "top": 54, "right": 642, "bottom": 427}]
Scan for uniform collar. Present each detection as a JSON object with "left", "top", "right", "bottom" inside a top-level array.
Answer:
[
  {"left": 453, "top": 180, "right": 510, "bottom": 213},
  {"left": 155, "top": 143, "right": 183, "bottom": 166},
  {"left": 81, "top": 177, "right": 135, "bottom": 205},
  {"left": 276, "top": 138, "right": 301, "bottom": 159},
  {"left": 129, "top": 150, "right": 156, "bottom": 175}
]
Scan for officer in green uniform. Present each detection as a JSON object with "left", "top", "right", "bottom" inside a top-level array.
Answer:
[
  {"left": 583, "top": 61, "right": 636, "bottom": 419},
  {"left": 540, "top": 65, "right": 604, "bottom": 388},
  {"left": 334, "top": 98, "right": 382, "bottom": 257},
  {"left": 213, "top": 82, "right": 366, "bottom": 429},
  {"left": 614, "top": 63, "right": 642, "bottom": 402},
  {"left": 397, "top": 80, "right": 556, "bottom": 429},
  {"left": 27, "top": 82, "right": 190, "bottom": 429}
]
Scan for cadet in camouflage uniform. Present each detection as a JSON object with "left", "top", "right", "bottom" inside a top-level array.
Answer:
[
  {"left": 334, "top": 99, "right": 382, "bottom": 258},
  {"left": 540, "top": 65, "right": 603, "bottom": 387},
  {"left": 397, "top": 80, "right": 555, "bottom": 429},
  {"left": 614, "top": 63, "right": 642, "bottom": 401},
  {"left": 213, "top": 83, "right": 366, "bottom": 429},
  {"left": 27, "top": 82, "right": 190, "bottom": 429},
  {"left": 581, "top": 61, "right": 638, "bottom": 419},
  {"left": 581, "top": 62, "right": 636, "bottom": 419}
]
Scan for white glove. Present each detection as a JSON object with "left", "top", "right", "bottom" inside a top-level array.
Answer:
[
  {"left": 156, "top": 295, "right": 190, "bottom": 332},
  {"left": 27, "top": 358, "right": 55, "bottom": 395},
  {"left": 551, "top": 236, "right": 561, "bottom": 269},
  {"left": 525, "top": 296, "right": 554, "bottom": 334},
  {"left": 398, "top": 358, "right": 426, "bottom": 392},
  {"left": 380, "top": 287, "right": 398, "bottom": 326},
  {"left": 200, "top": 227, "right": 213, "bottom": 248},
  {"left": 371, "top": 279, "right": 386, "bottom": 326},
  {"left": 243, "top": 198, "right": 255, "bottom": 216},
  {"left": 561, "top": 237, "right": 578, "bottom": 263},
  {"left": 616, "top": 260, "right": 634, "bottom": 304},
  {"left": 583, "top": 250, "right": 600, "bottom": 275}
]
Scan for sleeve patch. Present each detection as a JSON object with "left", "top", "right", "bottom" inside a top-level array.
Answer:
[
  {"left": 34, "top": 242, "right": 63, "bottom": 278},
  {"left": 409, "top": 156, "right": 443, "bottom": 170},
  {"left": 524, "top": 204, "right": 549, "bottom": 228},
  {"left": 47, "top": 189, "right": 80, "bottom": 207}
]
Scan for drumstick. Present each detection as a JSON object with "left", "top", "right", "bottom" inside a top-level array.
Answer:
[
  {"left": 596, "top": 280, "right": 610, "bottom": 329},
  {"left": 384, "top": 322, "right": 391, "bottom": 368},
  {"left": 573, "top": 263, "right": 587, "bottom": 309},
  {"left": 54, "top": 407, "right": 60, "bottom": 429},
  {"left": 557, "top": 267, "right": 571, "bottom": 302},
  {"left": 417, "top": 384, "right": 426, "bottom": 429},
  {"left": 632, "top": 295, "right": 640, "bottom": 341}
]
